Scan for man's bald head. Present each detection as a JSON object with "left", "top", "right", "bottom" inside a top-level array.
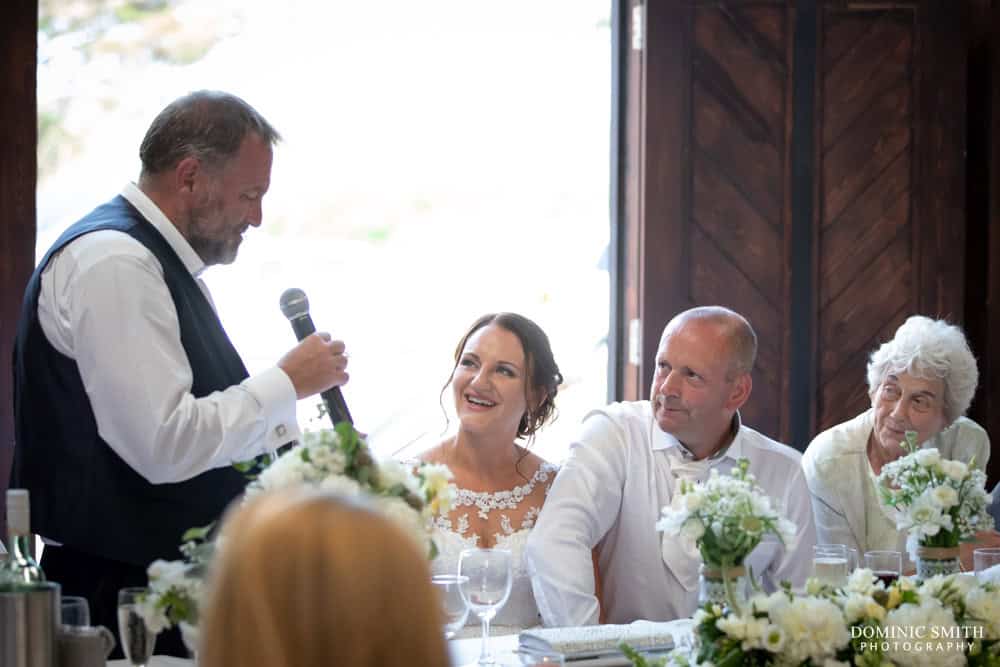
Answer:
[{"left": 662, "top": 306, "right": 757, "bottom": 380}]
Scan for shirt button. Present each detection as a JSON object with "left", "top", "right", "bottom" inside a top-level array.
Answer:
[{"left": 275, "top": 424, "right": 287, "bottom": 438}]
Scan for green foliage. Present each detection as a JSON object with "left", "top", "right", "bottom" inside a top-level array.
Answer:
[{"left": 619, "top": 642, "right": 668, "bottom": 667}]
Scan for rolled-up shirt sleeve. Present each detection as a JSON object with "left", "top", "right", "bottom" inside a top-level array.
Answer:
[
  {"left": 39, "top": 231, "right": 299, "bottom": 484},
  {"left": 526, "top": 412, "right": 628, "bottom": 627}
]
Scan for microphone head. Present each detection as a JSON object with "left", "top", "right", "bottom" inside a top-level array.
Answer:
[{"left": 279, "top": 288, "right": 310, "bottom": 320}]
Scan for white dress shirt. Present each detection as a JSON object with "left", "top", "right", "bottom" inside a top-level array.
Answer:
[
  {"left": 525, "top": 400, "right": 816, "bottom": 627},
  {"left": 36, "top": 183, "right": 299, "bottom": 485},
  {"left": 802, "top": 409, "right": 990, "bottom": 559}
]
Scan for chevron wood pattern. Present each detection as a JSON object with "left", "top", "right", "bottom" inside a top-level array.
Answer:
[
  {"left": 816, "top": 9, "right": 916, "bottom": 431},
  {"left": 689, "top": 4, "right": 789, "bottom": 438}
]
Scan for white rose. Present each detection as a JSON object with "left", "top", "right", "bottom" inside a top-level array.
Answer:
[
  {"left": 915, "top": 448, "right": 941, "bottom": 467},
  {"left": 684, "top": 492, "right": 705, "bottom": 512},
  {"left": 376, "top": 459, "right": 420, "bottom": 495},
  {"left": 420, "top": 463, "right": 454, "bottom": 493},
  {"left": 930, "top": 484, "right": 958, "bottom": 509},
  {"left": 940, "top": 459, "right": 969, "bottom": 482}
]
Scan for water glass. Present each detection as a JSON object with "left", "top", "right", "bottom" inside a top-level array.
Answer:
[
  {"left": 847, "top": 547, "right": 859, "bottom": 574},
  {"left": 974, "top": 547, "right": 1000, "bottom": 582},
  {"left": 459, "top": 548, "right": 513, "bottom": 666},
  {"left": 812, "top": 544, "right": 848, "bottom": 586},
  {"left": 117, "top": 587, "right": 156, "bottom": 667},
  {"left": 61, "top": 596, "right": 91, "bottom": 629},
  {"left": 431, "top": 574, "right": 470, "bottom": 639},
  {"left": 864, "top": 550, "right": 902, "bottom": 586}
]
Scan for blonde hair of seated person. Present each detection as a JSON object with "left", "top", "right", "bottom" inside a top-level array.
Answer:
[{"left": 200, "top": 489, "right": 449, "bottom": 667}]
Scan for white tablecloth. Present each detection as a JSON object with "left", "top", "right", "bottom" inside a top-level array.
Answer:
[{"left": 108, "top": 620, "right": 694, "bottom": 666}]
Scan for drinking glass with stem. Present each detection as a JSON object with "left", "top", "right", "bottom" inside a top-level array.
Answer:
[
  {"left": 432, "top": 574, "right": 470, "bottom": 639},
  {"left": 117, "top": 587, "right": 157, "bottom": 667},
  {"left": 458, "top": 548, "right": 513, "bottom": 666}
]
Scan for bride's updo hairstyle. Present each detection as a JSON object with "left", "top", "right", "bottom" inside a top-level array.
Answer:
[{"left": 449, "top": 312, "right": 564, "bottom": 440}]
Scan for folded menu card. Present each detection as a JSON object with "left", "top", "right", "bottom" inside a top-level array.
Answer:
[{"left": 518, "top": 620, "right": 678, "bottom": 663}]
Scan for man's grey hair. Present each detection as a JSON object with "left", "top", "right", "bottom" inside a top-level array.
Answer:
[
  {"left": 665, "top": 305, "right": 757, "bottom": 378},
  {"left": 139, "top": 90, "right": 281, "bottom": 176},
  {"left": 866, "top": 315, "right": 979, "bottom": 425}
]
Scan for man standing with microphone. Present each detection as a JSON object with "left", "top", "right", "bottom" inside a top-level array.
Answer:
[{"left": 10, "top": 90, "right": 349, "bottom": 657}]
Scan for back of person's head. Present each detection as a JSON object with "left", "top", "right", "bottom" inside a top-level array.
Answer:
[
  {"left": 199, "top": 489, "right": 449, "bottom": 667},
  {"left": 449, "top": 312, "right": 563, "bottom": 438},
  {"left": 139, "top": 90, "right": 281, "bottom": 176}
]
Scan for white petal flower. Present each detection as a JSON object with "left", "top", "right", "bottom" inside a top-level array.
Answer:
[
  {"left": 915, "top": 449, "right": 941, "bottom": 467},
  {"left": 930, "top": 484, "right": 958, "bottom": 509}
]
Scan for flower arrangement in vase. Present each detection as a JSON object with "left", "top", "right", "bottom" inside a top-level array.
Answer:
[
  {"left": 137, "top": 422, "right": 455, "bottom": 651},
  {"left": 877, "top": 431, "right": 993, "bottom": 578},
  {"left": 655, "top": 458, "right": 797, "bottom": 611}
]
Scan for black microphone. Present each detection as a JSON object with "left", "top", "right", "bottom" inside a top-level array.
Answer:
[{"left": 279, "top": 288, "right": 353, "bottom": 427}]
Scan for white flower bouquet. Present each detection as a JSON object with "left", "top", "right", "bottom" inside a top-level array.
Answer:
[
  {"left": 655, "top": 458, "right": 797, "bottom": 570},
  {"left": 877, "top": 431, "right": 993, "bottom": 561},
  {"left": 139, "top": 422, "right": 455, "bottom": 638},
  {"left": 623, "top": 571, "right": 1000, "bottom": 667}
]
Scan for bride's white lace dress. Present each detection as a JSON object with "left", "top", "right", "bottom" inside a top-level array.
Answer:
[{"left": 432, "top": 462, "right": 558, "bottom": 637}]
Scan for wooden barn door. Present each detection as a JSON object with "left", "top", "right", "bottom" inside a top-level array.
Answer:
[
  {"left": 619, "top": 0, "right": 968, "bottom": 449},
  {"left": 815, "top": 3, "right": 966, "bottom": 433},
  {"left": 619, "top": 1, "right": 795, "bottom": 440}
]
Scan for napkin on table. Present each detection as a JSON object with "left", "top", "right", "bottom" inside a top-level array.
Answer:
[{"left": 518, "top": 620, "right": 682, "bottom": 663}]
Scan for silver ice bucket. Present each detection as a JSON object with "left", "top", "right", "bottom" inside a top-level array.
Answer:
[{"left": 0, "top": 582, "right": 60, "bottom": 667}]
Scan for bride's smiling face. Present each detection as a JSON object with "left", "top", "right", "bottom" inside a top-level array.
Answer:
[{"left": 451, "top": 323, "right": 530, "bottom": 438}]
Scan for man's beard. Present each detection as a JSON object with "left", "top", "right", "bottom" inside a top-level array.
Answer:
[{"left": 187, "top": 197, "right": 239, "bottom": 266}]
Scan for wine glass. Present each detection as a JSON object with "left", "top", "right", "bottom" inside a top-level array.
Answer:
[
  {"left": 431, "top": 574, "right": 470, "bottom": 639},
  {"left": 117, "top": 587, "right": 157, "bottom": 667},
  {"left": 458, "top": 548, "right": 513, "bottom": 666},
  {"left": 864, "top": 550, "right": 902, "bottom": 586}
]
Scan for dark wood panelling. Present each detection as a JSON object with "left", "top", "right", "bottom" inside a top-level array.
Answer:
[
  {"left": 914, "top": 1, "right": 968, "bottom": 319},
  {"left": 815, "top": 2, "right": 967, "bottom": 438},
  {"left": 822, "top": 81, "right": 912, "bottom": 225},
  {"left": 636, "top": 1, "right": 693, "bottom": 393},
  {"left": 634, "top": 2, "right": 792, "bottom": 440},
  {"left": 691, "top": 3, "right": 789, "bottom": 438},
  {"left": 693, "top": 78, "right": 784, "bottom": 227},
  {"left": 822, "top": 13, "right": 912, "bottom": 151},
  {"left": 819, "top": 150, "right": 910, "bottom": 308},
  {"left": 989, "top": 0, "right": 1000, "bottom": 488},
  {"left": 627, "top": 1, "right": 974, "bottom": 447},
  {"left": 0, "top": 0, "right": 38, "bottom": 535}
]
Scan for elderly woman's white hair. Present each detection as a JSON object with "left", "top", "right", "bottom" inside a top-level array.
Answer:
[{"left": 866, "top": 315, "right": 979, "bottom": 425}]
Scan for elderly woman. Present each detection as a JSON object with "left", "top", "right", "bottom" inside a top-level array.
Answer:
[{"left": 803, "top": 316, "right": 997, "bottom": 568}]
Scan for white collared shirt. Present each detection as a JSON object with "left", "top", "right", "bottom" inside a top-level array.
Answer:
[
  {"left": 525, "top": 400, "right": 816, "bottom": 627},
  {"left": 36, "top": 183, "right": 299, "bottom": 485}
]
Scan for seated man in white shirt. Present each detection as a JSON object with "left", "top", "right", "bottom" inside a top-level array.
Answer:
[
  {"left": 11, "top": 91, "right": 349, "bottom": 657},
  {"left": 526, "top": 306, "right": 816, "bottom": 626}
]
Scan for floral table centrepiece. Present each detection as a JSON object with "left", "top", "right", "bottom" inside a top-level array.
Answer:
[
  {"left": 877, "top": 431, "right": 994, "bottom": 579},
  {"left": 136, "top": 422, "right": 456, "bottom": 652},
  {"left": 655, "top": 458, "right": 798, "bottom": 611},
  {"left": 623, "top": 569, "right": 1000, "bottom": 667}
]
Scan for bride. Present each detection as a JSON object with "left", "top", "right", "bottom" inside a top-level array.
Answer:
[{"left": 420, "top": 312, "right": 562, "bottom": 635}]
